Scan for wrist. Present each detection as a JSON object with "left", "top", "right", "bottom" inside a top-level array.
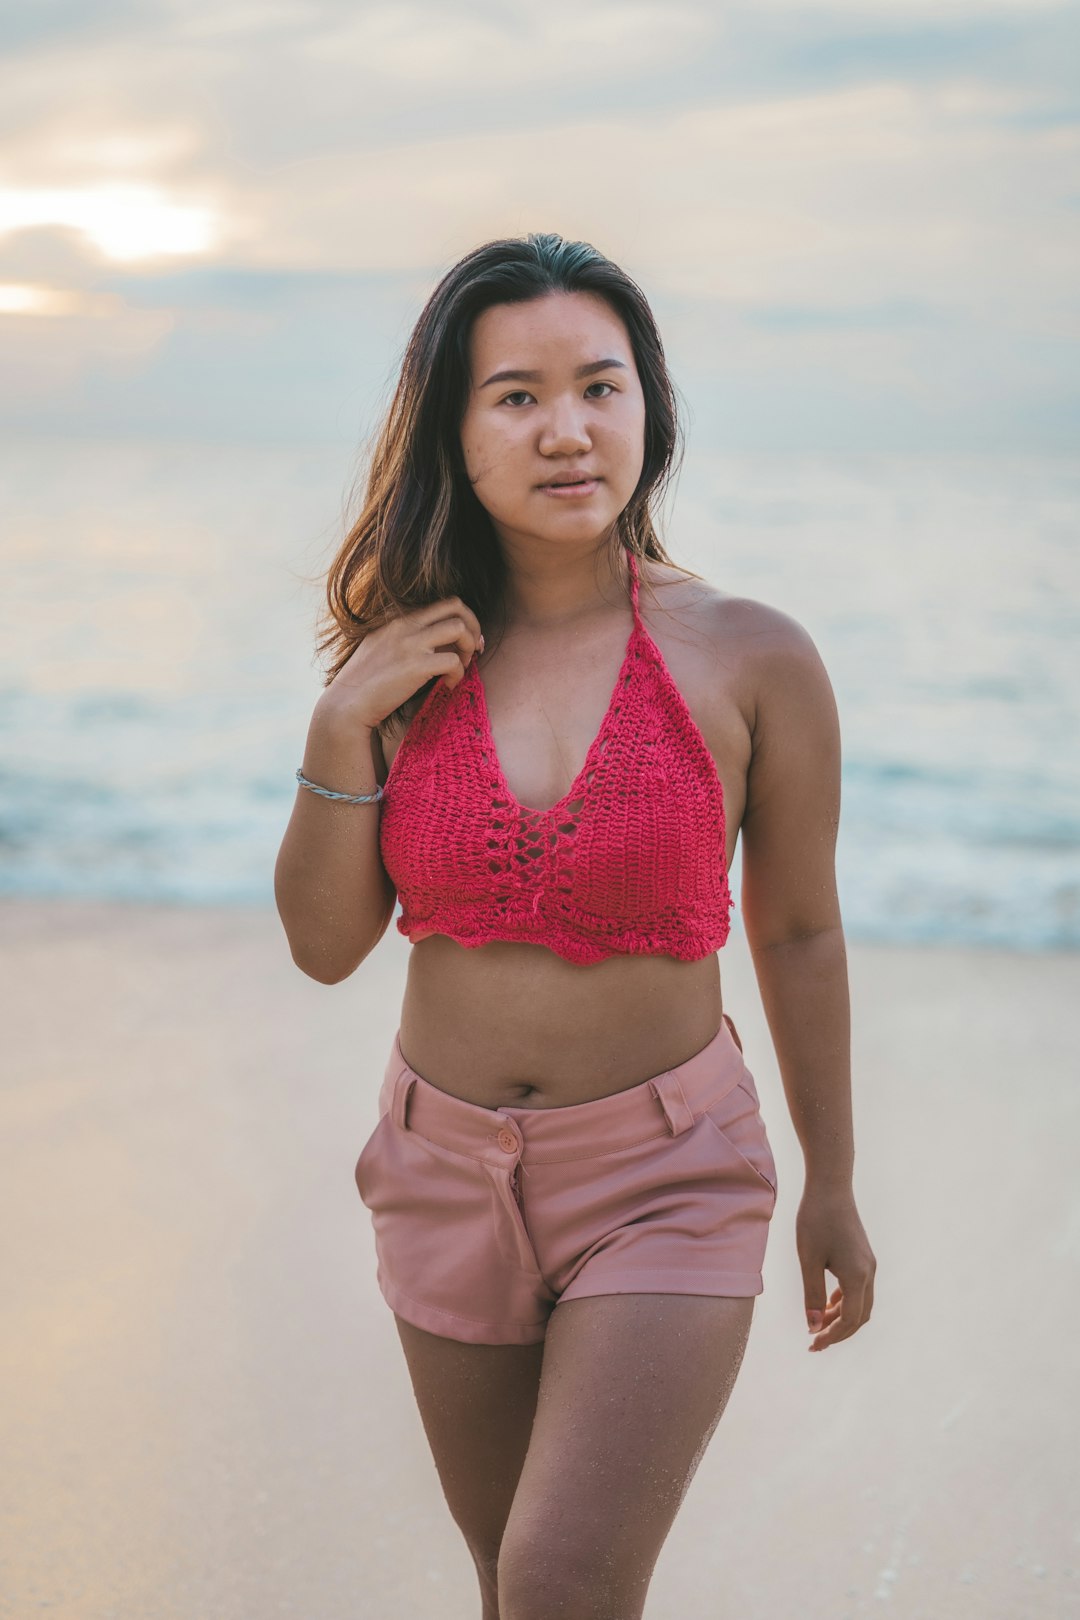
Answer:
[
  {"left": 301, "top": 697, "right": 381, "bottom": 802},
  {"left": 803, "top": 1165, "right": 855, "bottom": 1195},
  {"left": 312, "top": 690, "right": 376, "bottom": 736}
]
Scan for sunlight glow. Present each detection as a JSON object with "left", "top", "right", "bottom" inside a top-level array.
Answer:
[
  {"left": 0, "top": 183, "right": 217, "bottom": 263},
  {"left": 0, "top": 284, "right": 123, "bottom": 317}
]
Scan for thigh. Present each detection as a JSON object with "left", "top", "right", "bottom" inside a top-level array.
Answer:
[
  {"left": 498, "top": 1293, "right": 755, "bottom": 1617},
  {"left": 394, "top": 1314, "right": 545, "bottom": 1565}
]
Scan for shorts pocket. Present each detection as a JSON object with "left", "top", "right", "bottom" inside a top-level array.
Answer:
[
  {"left": 702, "top": 1074, "right": 778, "bottom": 1199},
  {"left": 354, "top": 1116, "right": 390, "bottom": 1203}
]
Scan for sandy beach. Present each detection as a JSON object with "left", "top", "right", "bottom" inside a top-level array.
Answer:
[{"left": 2, "top": 896, "right": 1076, "bottom": 1620}]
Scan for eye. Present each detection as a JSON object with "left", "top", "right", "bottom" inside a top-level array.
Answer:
[{"left": 498, "top": 382, "right": 617, "bottom": 407}]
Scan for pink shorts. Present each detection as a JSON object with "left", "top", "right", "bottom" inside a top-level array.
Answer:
[{"left": 354, "top": 1012, "right": 778, "bottom": 1345}]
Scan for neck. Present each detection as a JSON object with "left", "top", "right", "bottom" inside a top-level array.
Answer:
[{"left": 496, "top": 542, "right": 632, "bottom": 634}]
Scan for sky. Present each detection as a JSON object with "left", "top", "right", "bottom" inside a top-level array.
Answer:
[{"left": 1, "top": 0, "right": 1078, "bottom": 451}]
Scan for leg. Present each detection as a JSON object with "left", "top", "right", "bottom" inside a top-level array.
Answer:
[
  {"left": 394, "top": 1313, "right": 545, "bottom": 1620},
  {"left": 497, "top": 1293, "right": 755, "bottom": 1620}
]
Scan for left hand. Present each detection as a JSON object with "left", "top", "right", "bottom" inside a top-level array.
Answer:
[{"left": 796, "top": 1182, "right": 876, "bottom": 1352}]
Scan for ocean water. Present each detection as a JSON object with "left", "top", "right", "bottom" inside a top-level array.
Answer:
[{"left": 1, "top": 439, "right": 1077, "bottom": 951}]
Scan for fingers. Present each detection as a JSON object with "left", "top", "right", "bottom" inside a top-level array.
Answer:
[
  {"left": 421, "top": 603, "right": 483, "bottom": 688},
  {"left": 807, "top": 1281, "right": 871, "bottom": 1352},
  {"left": 804, "top": 1285, "right": 839, "bottom": 1335},
  {"left": 799, "top": 1206, "right": 877, "bottom": 1353},
  {"left": 807, "top": 1286, "right": 843, "bottom": 1350},
  {"left": 420, "top": 596, "right": 483, "bottom": 649}
]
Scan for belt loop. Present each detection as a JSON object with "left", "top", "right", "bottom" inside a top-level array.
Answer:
[
  {"left": 391, "top": 1070, "right": 416, "bottom": 1131},
  {"left": 649, "top": 1072, "right": 697, "bottom": 1137}
]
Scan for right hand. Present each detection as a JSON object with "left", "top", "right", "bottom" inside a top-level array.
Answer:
[{"left": 319, "top": 596, "right": 485, "bottom": 731}]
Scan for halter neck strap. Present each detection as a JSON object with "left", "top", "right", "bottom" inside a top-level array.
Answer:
[{"left": 625, "top": 546, "right": 643, "bottom": 624}]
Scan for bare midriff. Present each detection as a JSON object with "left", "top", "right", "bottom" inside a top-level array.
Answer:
[
  {"left": 397, "top": 936, "right": 725, "bottom": 1110},
  {"left": 380, "top": 559, "right": 751, "bottom": 1112}
]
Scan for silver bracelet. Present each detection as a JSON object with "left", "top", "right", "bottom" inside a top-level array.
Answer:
[{"left": 295, "top": 767, "right": 384, "bottom": 804}]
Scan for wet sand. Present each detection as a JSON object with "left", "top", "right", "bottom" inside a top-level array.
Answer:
[{"left": 2, "top": 896, "right": 1076, "bottom": 1619}]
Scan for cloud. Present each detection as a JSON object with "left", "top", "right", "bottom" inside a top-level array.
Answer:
[
  {"left": 196, "top": 77, "right": 1076, "bottom": 344},
  {"left": 747, "top": 0, "right": 1068, "bottom": 10},
  {"left": 0, "top": 0, "right": 1075, "bottom": 447},
  {"left": 298, "top": 1, "right": 712, "bottom": 80}
]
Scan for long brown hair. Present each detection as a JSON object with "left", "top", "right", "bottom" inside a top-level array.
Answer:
[{"left": 315, "top": 230, "right": 691, "bottom": 740}]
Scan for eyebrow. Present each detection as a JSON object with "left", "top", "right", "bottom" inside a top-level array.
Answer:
[{"left": 479, "top": 358, "right": 629, "bottom": 389}]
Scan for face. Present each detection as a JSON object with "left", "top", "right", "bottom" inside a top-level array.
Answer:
[{"left": 459, "top": 290, "right": 647, "bottom": 553}]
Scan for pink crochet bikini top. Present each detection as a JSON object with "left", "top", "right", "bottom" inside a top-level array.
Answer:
[{"left": 378, "top": 546, "right": 733, "bottom": 964}]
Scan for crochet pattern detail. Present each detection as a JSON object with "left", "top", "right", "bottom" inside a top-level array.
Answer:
[{"left": 378, "top": 546, "right": 734, "bottom": 964}]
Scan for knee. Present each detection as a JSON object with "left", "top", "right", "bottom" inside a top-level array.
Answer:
[
  {"left": 497, "top": 1532, "right": 646, "bottom": 1620},
  {"left": 469, "top": 1538, "right": 502, "bottom": 1597}
]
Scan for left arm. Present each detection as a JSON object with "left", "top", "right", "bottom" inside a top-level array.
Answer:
[{"left": 738, "top": 605, "right": 876, "bottom": 1352}]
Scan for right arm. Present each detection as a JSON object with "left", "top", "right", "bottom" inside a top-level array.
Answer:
[
  {"left": 274, "top": 696, "right": 395, "bottom": 983},
  {"left": 274, "top": 591, "right": 483, "bottom": 983}
]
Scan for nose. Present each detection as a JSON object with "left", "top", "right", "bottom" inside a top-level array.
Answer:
[{"left": 538, "top": 396, "right": 591, "bottom": 455}]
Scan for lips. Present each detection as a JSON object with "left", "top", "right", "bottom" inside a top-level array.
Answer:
[{"left": 540, "top": 475, "right": 600, "bottom": 487}]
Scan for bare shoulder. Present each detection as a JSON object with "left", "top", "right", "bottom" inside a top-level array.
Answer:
[
  {"left": 639, "top": 557, "right": 827, "bottom": 718},
  {"left": 644, "top": 556, "right": 814, "bottom": 640}
]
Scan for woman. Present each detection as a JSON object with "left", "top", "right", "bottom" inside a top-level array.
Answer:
[{"left": 275, "top": 231, "right": 876, "bottom": 1620}]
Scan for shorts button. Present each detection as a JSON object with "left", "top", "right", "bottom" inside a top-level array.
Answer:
[{"left": 497, "top": 1128, "right": 518, "bottom": 1153}]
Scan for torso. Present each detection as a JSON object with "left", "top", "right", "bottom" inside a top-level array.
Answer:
[{"left": 374, "top": 557, "right": 758, "bottom": 1110}]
